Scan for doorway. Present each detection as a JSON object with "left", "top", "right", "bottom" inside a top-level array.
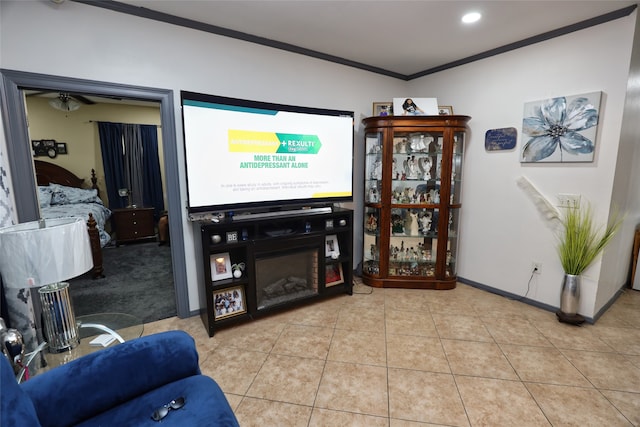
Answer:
[
  {"left": 25, "top": 92, "right": 175, "bottom": 322},
  {"left": 0, "top": 69, "right": 189, "bottom": 319}
]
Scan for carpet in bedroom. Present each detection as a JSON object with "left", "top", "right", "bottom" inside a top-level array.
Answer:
[{"left": 69, "top": 242, "right": 177, "bottom": 324}]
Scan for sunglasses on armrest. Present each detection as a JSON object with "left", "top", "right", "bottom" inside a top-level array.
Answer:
[{"left": 151, "top": 396, "right": 185, "bottom": 421}]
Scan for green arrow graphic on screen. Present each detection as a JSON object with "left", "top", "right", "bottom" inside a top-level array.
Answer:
[{"left": 275, "top": 133, "right": 322, "bottom": 154}]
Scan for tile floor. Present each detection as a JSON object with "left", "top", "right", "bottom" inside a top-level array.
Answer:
[{"left": 144, "top": 279, "right": 640, "bottom": 426}]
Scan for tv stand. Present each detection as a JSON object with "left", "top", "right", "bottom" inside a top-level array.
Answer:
[{"left": 196, "top": 207, "right": 353, "bottom": 336}]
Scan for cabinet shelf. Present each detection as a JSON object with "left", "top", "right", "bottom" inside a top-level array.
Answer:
[
  {"left": 209, "top": 277, "right": 249, "bottom": 289},
  {"left": 362, "top": 115, "right": 470, "bottom": 289}
]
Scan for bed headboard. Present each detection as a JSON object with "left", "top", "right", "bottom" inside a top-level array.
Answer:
[{"left": 34, "top": 160, "right": 98, "bottom": 190}]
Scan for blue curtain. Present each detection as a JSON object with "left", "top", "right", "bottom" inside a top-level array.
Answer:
[
  {"left": 122, "top": 124, "right": 144, "bottom": 208},
  {"left": 140, "top": 125, "right": 164, "bottom": 219},
  {"left": 98, "top": 122, "right": 164, "bottom": 216},
  {"left": 98, "top": 122, "right": 126, "bottom": 209}
]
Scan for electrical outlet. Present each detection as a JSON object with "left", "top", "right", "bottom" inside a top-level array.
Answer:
[
  {"left": 531, "top": 262, "right": 542, "bottom": 274},
  {"left": 557, "top": 193, "right": 581, "bottom": 208}
]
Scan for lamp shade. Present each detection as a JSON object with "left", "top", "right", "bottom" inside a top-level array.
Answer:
[{"left": 0, "top": 218, "right": 92, "bottom": 289}]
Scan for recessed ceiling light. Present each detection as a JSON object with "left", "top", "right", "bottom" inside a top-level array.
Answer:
[{"left": 462, "top": 12, "right": 481, "bottom": 24}]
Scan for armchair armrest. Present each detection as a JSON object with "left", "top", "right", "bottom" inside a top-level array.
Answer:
[{"left": 21, "top": 331, "right": 200, "bottom": 427}]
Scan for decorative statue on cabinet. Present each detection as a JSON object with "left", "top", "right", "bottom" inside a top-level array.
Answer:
[
  {"left": 407, "top": 210, "right": 419, "bottom": 236},
  {"left": 395, "top": 138, "right": 409, "bottom": 154},
  {"left": 419, "top": 156, "right": 432, "bottom": 180},
  {"left": 420, "top": 212, "right": 433, "bottom": 235},
  {"left": 410, "top": 134, "right": 433, "bottom": 153},
  {"left": 366, "top": 213, "right": 378, "bottom": 232},
  {"left": 404, "top": 156, "right": 420, "bottom": 180},
  {"left": 391, "top": 213, "right": 405, "bottom": 234},
  {"left": 368, "top": 186, "right": 379, "bottom": 203},
  {"left": 371, "top": 158, "right": 382, "bottom": 180}
]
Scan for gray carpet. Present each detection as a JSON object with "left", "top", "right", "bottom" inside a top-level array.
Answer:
[{"left": 69, "top": 242, "right": 177, "bottom": 324}]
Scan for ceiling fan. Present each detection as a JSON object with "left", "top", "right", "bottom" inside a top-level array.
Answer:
[{"left": 26, "top": 91, "right": 96, "bottom": 112}]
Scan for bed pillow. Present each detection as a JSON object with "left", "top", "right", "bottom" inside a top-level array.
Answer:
[
  {"left": 49, "top": 183, "right": 102, "bottom": 205},
  {"left": 37, "top": 186, "right": 53, "bottom": 208}
]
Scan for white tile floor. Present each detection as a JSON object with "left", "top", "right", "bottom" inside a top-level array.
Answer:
[{"left": 144, "top": 280, "right": 640, "bottom": 426}]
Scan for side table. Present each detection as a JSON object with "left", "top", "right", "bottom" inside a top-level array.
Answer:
[
  {"left": 111, "top": 207, "right": 155, "bottom": 246},
  {"left": 18, "top": 313, "right": 143, "bottom": 383}
]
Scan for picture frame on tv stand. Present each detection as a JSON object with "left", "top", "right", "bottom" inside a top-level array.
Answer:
[
  {"left": 211, "top": 252, "right": 233, "bottom": 281},
  {"left": 213, "top": 285, "right": 247, "bottom": 321},
  {"left": 325, "top": 263, "right": 344, "bottom": 287},
  {"left": 325, "top": 234, "right": 340, "bottom": 259}
]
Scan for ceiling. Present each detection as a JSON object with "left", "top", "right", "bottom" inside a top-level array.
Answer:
[{"left": 106, "top": 0, "right": 637, "bottom": 79}]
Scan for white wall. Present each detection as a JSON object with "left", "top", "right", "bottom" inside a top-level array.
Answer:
[
  {"left": 408, "top": 12, "right": 638, "bottom": 317},
  {"left": 0, "top": 0, "right": 406, "bottom": 312}
]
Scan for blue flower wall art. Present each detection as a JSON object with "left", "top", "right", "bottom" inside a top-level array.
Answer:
[{"left": 521, "top": 91, "right": 601, "bottom": 163}]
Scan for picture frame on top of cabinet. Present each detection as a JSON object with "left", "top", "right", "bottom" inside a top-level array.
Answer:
[
  {"left": 210, "top": 252, "right": 233, "bottom": 281},
  {"left": 372, "top": 102, "right": 393, "bottom": 117},
  {"left": 394, "top": 98, "right": 439, "bottom": 116},
  {"left": 438, "top": 106, "right": 454, "bottom": 115}
]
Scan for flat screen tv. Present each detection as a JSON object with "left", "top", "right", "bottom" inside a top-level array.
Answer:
[{"left": 181, "top": 91, "right": 354, "bottom": 214}]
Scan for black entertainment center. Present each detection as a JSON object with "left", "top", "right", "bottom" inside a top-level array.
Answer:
[
  {"left": 179, "top": 91, "right": 355, "bottom": 336},
  {"left": 197, "top": 207, "right": 353, "bottom": 336}
]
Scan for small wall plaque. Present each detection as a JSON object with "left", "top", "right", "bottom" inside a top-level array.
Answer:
[{"left": 485, "top": 127, "right": 517, "bottom": 151}]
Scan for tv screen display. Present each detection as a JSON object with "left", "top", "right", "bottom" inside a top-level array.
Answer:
[{"left": 181, "top": 91, "right": 354, "bottom": 213}]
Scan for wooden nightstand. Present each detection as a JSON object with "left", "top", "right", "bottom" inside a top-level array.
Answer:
[{"left": 111, "top": 207, "right": 155, "bottom": 246}]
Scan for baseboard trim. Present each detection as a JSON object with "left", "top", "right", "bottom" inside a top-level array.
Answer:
[
  {"left": 456, "top": 276, "right": 597, "bottom": 323},
  {"left": 592, "top": 285, "right": 628, "bottom": 322},
  {"left": 184, "top": 276, "right": 628, "bottom": 325}
]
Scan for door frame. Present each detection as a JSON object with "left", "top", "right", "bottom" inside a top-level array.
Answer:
[{"left": 0, "top": 69, "right": 189, "bottom": 318}]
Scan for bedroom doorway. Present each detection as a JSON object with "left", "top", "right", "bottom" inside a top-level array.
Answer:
[
  {"left": 24, "top": 92, "right": 175, "bottom": 323},
  {"left": 1, "top": 69, "right": 190, "bottom": 320}
]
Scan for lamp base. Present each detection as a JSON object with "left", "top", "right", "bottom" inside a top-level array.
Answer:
[{"left": 39, "top": 282, "right": 80, "bottom": 352}]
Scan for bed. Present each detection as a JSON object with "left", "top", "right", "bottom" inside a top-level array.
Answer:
[{"left": 34, "top": 160, "right": 111, "bottom": 278}]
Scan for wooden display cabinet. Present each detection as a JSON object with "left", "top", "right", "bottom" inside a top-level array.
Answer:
[{"left": 362, "top": 115, "right": 471, "bottom": 289}]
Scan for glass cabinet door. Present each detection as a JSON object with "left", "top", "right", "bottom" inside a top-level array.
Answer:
[
  {"left": 363, "top": 207, "right": 380, "bottom": 276},
  {"left": 365, "top": 132, "right": 383, "bottom": 203},
  {"left": 387, "top": 130, "right": 443, "bottom": 277},
  {"left": 446, "top": 208, "right": 459, "bottom": 278},
  {"left": 363, "top": 132, "right": 383, "bottom": 277},
  {"left": 450, "top": 131, "right": 465, "bottom": 205}
]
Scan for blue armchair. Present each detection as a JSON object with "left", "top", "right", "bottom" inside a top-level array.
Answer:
[{"left": 1, "top": 330, "right": 239, "bottom": 426}]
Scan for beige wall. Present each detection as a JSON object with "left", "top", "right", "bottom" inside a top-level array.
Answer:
[{"left": 24, "top": 96, "right": 164, "bottom": 208}]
